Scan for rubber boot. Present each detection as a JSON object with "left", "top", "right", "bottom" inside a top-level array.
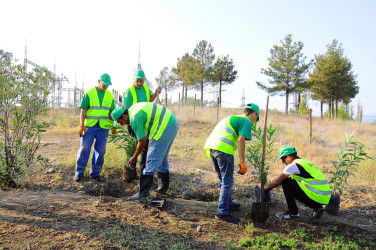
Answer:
[
  {"left": 128, "top": 174, "right": 153, "bottom": 201},
  {"left": 156, "top": 171, "right": 170, "bottom": 195}
]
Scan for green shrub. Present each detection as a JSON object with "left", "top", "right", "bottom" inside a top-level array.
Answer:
[{"left": 0, "top": 50, "right": 53, "bottom": 189}]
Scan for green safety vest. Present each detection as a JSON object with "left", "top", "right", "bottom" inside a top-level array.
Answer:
[
  {"left": 291, "top": 158, "right": 331, "bottom": 204},
  {"left": 84, "top": 87, "right": 114, "bottom": 129},
  {"left": 129, "top": 102, "right": 172, "bottom": 140},
  {"left": 204, "top": 115, "right": 247, "bottom": 156},
  {"left": 123, "top": 84, "right": 150, "bottom": 106}
]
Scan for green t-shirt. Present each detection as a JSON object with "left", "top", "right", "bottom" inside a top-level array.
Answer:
[
  {"left": 229, "top": 116, "right": 252, "bottom": 140},
  {"left": 80, "top": 88, "right": 115, "bottom": 112},
  {"left": 123, "top": 85, "right": 153, "bottom": 109},
  {"left": 130, "top": 110, "right": 176, "bottom": 140}
]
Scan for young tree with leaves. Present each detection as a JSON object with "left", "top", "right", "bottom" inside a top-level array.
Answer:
[
  {"left": 212, "top": 55, "right": 238, "bottom": 107},
  {"left": 0, "top": 50, "right": 53, "bottom": 188},
  {"left": 172, "top": 53, "right": 201, "bottom": 106},
  {"left": 192, "top": 40, "right": 215, "bottom": 108},
  {"left": 155, "top": 67, "right": 176, "bottom": 105},
  {"left": 257, "top": 34, "right": 312, "bottom": 115}
]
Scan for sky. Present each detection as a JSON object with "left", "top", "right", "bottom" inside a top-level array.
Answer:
[{"left": 1, "top": 0, "right": 376, "bottom": 121}]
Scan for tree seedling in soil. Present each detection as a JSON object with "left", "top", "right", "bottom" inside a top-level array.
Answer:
[
  {"left": 107, "top": 125, "right": 138, "bottom": 182},
  {"left": 329, "top": 130, "right": 372, "bottom": 195},
  {"left": 246, "top": 123, "right": 277, "bottom": 185}
]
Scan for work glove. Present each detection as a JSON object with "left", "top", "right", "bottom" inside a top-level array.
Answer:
[
  {"left": 111, "top": 129, "right": 116, "bottom": 134},
  {"left": 78, "top": 125, "right": 86, "bottom": 137},
  {"left": 237, "top": 162, "right": 247, "bottom": 175}
]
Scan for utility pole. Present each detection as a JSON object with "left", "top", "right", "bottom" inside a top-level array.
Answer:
[{"left": 241, "top": 88, "right": 245, "bottom": 107}]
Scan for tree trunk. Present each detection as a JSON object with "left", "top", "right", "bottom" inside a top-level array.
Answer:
[
  {"left": 181, "top": 84, "right": 185, "bottom": 107},
  {"left": 335, "top": 99, "right": 338, "bottom": 119},
  {"left": 285, "top": 90, "right": 289, "bottom": 116},
  {"left": 200, "top": 81, "right": 204, "bottom": 108},
  {"left": 297, "top": 93, "right": 301, "bottom": 111},
  {"left": 185, "top": 86, "right": 187, "bottom": 105},
  {"left": 164, "top": 87, "right": 167, "bottom": 107},
  {"left": 219, "top": 79, "right": 222, "bottom": 108},
  {"left": 320, "top": 101, "right": 323, "bottom": 119},
  {"left": 328, "top": 100, "right": 331, "bottom": 119}
]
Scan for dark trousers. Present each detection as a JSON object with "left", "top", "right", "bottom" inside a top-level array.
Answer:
[
  {"left": 127, "top": 125, "right": 148, "bottom": 171},
  {"left": 282, "top": 178, "right": 323, "bottom": 214}
]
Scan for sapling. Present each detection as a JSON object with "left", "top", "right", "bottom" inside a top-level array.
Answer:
[
  {"left": 246, "top": 123, "right": 277, "bottom": 184},
  {"left": 329, "top": 130, "right": 372, "bottom": 195},
  {"left": 107, "top": 125, "right": 138, "bottom": 182}
]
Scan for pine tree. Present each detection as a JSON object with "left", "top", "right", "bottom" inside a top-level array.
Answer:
[
  {"left": 212, "top": 55, "right": 238, "bottom": 107},
  {"left": 309, "top": 40, "right": 358, "bottom": 119},
  {"left": 257, "top": 34, "right": 312, "bottom": 115}
]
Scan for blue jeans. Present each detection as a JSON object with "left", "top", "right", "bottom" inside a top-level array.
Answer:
[
  {"left": 75, "top": 123, "right": 109, "bottom": 177},
  {"left": 142, "top": 119, "right": 179, "bottom": 176},
  {"left": 210, "top": 149, "right": 235, "bottom": 215}
]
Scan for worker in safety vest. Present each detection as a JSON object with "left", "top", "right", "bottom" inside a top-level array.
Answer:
[
  {"left": 111, "top": 102, "right": 178, "bottom": 201},
  {"left": 122, "top": 70, "right": 162, "bottom": 172},
  {"left": 204, "top": 103, "right": 260, "bottom": 224},
  {"left": 264, "top": 146, "right": 331, "bottom": 220},
  {"left": 73, "top": 73, "right": 116, "bottom": 182}
]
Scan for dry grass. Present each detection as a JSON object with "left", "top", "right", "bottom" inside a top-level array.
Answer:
[
  {"left": 171, "top": 106, "right": 376, "bottom": 187},
  {"left": 44, "top": 107, "right": 80, "bottom": 134},
  {"left": 44, "top": 106, "right": 376, "bottom": 193}
]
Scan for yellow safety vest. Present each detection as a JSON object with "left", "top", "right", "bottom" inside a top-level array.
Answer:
[
  {"left": 123, "top": 84, "right": 150, "bottom": 106},
  {"left": 84, "top": 88, "right": 114, "bottom": 129},
  {"left": 204, "top": 115, "right": 248, "bottom": 156},
  {"left": 291, "top": 158, "right": 331, "bottom": 204},
  {"left": 129, "top": 102, "right": 172, "bottom": 140}
]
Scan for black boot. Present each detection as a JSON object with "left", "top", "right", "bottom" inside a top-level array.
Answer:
[
  {"left": 157, "top": 171, "right": 170, "bottom": 195},
  {"left": 128, "top": 174, "right": 153, "bottom": 201}
]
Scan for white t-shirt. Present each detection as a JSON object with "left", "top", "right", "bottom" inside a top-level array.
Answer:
[{"left": 282, "top": 163, "right": 300, "bottom": 176}]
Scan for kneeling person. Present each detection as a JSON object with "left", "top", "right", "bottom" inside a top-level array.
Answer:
[
  {"left": 264, "top": 146, "right": 331, "bottom": 220},
  {"left": 111, "top": 102, "right": 179, "bottom": 200}
]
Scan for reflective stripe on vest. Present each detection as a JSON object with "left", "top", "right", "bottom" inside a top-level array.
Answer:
[
  {"left": 122, "top": 84, "right": 151, "bottom": 106},
  {"left": 203, "top": 115, "right": 248, "bottom": 156},
  {"left": 129, "top": 102, "right": 172, "bottom": 140},
  {"left": 291, "top": 158, "right": 331, "bottom": 204},
  {"left": 84, "top": 88, "right": 114, "bottom": 129}
]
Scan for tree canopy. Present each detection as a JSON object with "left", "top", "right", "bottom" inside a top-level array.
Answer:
[
  {"left": 192, "top": 40, "right": 215, "bottom": 108},
  {"left": 212, "top": 55, "right": 238, "bottom": 107},
  {"left": 257, "top": 34, "right": 312, "bottom": 115},
  {"left": 309, "top": 40, "right": 358, "bottom": 118}
]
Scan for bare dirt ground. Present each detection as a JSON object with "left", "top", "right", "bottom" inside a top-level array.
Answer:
[{"left": 1, "top": 121, "right": 375, "bottom": 249}]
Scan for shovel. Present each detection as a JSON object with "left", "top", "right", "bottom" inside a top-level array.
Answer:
[{"left": 251, "top": 95, "right": 270, "bottom": 222}]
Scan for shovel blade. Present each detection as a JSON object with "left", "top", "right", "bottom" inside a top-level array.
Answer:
[
  {"left": 251, "top": 202, "right": 269, "bottom": 222},
  {"left": 150, "top": 197, "right": 166, "bottom": 208}
]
